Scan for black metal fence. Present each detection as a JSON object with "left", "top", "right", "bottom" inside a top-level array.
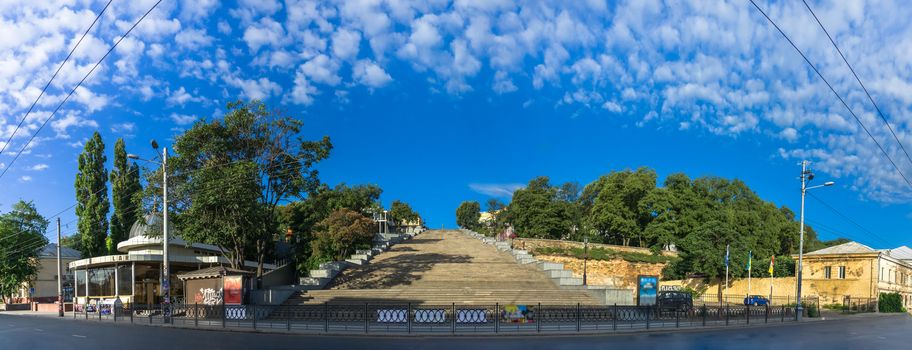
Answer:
[
  {"left": 841, "top": 296, "right": 877, "bottom": 313},
  {"left": 693, "top": 294, "right": 817, "bottom": 306},
  {"left": 70, "top": 302, "right": 806, "bottom": 335}
]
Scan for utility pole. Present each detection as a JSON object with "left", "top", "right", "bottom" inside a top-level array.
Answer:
[
  {"left": 162, "top": 147, "right": 170, "bottom": 324},
  {"left": 583, "top": 236, "right": 589, "bottom": 286},
  {"left": 56, "top": 218, "right": 63, "bottom": 317},
  {"left": 796, "top": 160, "right": 808, "bottom": 321},
  {"left": 796, "top": 160, "right": 834, "bottom": 321}
]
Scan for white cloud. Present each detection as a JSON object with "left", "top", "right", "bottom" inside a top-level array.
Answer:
[
  {"left": 175, "top": 28, "right": 214, "bottom": 50},
  {"left": 29, "top": 164, "right": 48, "bottom": 171},
  {"left": 111, "top": 122, "right": 136, "bottom": 134},
  {"left": 18, "top": 175, "right": 32, "bottom": 183},
  {"left": 300, "top": 54, "right": 341, "bottom": 85},
  {"left": 468, "top": 183, "right": 525, "bottom": 198},
  {"left": 166, "top": 86, "right": 204, "bottom": 106},
  {"left": 170, "top": 113, "right": 197, "bottom": 125},
  {"left": 50, "top": 112, "right": 97, "bottom": 138},
  {"left": 243, "top": 18, "right": 286, "bottom": 52},
  {"left": 352, "top": 60, "right": 392, "bottom": 88},
  {"left": 332, "top": 28, "right": 361, "bottom": 61}
]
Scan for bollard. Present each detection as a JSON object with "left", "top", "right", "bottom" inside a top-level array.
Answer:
[
  {"left": 194, "top": 303, "right": 199, "bottom": 327},
  {"left": 130, "top": 305, "right": 133, "bottom": 324},
  {"left": 99, "top": 305, "right": 102, "bottom": 321},
  {"left": 675, "top": 309, "right": 680, "bottom": 328},
  {"left": 781, "top": 305, "right": 785, "bottom": 322},
  {"left": 613, "top": 304, "right": 618, "bottom": 331},
  {"left": 365, "top": 303, "right": 369, "bottom": 334},
  {"left": 645, "top": 306, "right": 650, "bottom": 330},
  {"left": 746, "top": 305, "right": 750, "bottom": 325},
  {"left": 222, "top": 301, "right": 226, "bottom": 329},
  {"left": 765, "top": 305, "right": 769, "bottom": 324},
  {"left": 452, "top": 303, "right": 456, "bottom": 335},
  {"left": 702, "top": 305, "right": 706, "bottom": 327},
  {"left": 576, "top": 303, "right": 581, "bottom": 332},
  {"left": 725, "top": 305, "right": 729, "bottom": 326},
  {"left": 407, "top": 303, "right": 412, "bottom": 334},
  {"left": 495, "top": 303, "right": 499, "bottom": 333},
  {"left": 323, "top": 303, "right": 328, "bottom": 333},
  {"left": 286, "top": 308, "right": 291, "bottom": 332},
  {"left": 253, "top": 303, "right": 257, "bottom": 330},
  {"left": 537, "top": 303, "right": 541, "bottom": 333}
]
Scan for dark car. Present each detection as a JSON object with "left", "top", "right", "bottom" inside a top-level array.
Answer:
[
  {"left": 744, "top": 295, "right": 770, "bottom": 306},
  {"left": 657, "top": 291, "right": 693, "bottom": 311}
]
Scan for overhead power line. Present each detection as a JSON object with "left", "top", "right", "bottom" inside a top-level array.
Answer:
[
  {"left": 0, "top": 0, "right": 114, "bottom": 157},
  {"left": 806, "top": 192, "right": 892, "bottom": 247},
  {"left": 801, "top": 0, "right": 912, "bottom": 172},
  {"left": 748, "top": 0, "right": 912, "bottom": 190},
  {"left": 0, "top": 0, "right": 164, "bottom": 181}
]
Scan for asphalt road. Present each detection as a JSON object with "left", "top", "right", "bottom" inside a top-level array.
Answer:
[{"left": 2, "top": 313, "right": 908, "bottom": 350}]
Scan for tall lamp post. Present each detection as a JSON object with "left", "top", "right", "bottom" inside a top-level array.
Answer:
[
  {"left": 583, "top": 236, "right": 589, "bottom": 286},
  {"left": 128, "top": 140, "right": 170, "bottom": 324},
  {"left": 796, "top": 160, "right": 833, "bottom": 321}
]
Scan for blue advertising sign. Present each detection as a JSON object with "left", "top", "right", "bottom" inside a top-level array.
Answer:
[{"left": 637, "top": 275, "right": 659, "bottom": 306}]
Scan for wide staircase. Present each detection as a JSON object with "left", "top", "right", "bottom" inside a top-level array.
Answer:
[{"left": 282, "top": 230, "right": 599, "bottom": 306}]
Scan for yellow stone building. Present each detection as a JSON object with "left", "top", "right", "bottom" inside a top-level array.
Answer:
[{"left": 799, "top": 241, "right": 912, "bottom": 306}]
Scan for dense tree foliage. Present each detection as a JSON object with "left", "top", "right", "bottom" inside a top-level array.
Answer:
[
  {"left": 308, "top": 208, "right": 375, "bottom": 268},
  {"left": 0, "top": 201, "right": 48, "bottom": 302},
  {"left": 505, "top": 177, "right": 576, "bottom": 239},
  {"left": 109, "top": 138, "right": 142, "bottom": 253},
  {"left": 389, "top": 200, "right": 420, "bottom": 224},
  {"left": 479, "top": 167, "right": 835, "bottom": 282},
  {"left": 278, "top": 183, "right": 382, "bottom": 272},
  {"left": 75, "top": 132, "right": 109, "bottom": 258},
  {"left": 161, "top": 100, "right": 332, "bottom": 273},
  {"left": 455, "top": 201, "right": 481, "bottom": 229}
]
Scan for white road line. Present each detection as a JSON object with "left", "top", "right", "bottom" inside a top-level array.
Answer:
[
  {"left": 72, "top": 335, "right": 86, "bottom": 338},
  {"left": 34, "top": 328, "right": 43, "bottom": 332}
]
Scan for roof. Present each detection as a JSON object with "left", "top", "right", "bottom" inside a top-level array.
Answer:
[
  {"left": 805, "top": 241, "right": 877, "bottom": 256},
  {"left": 39, "top": 243, "right": 81, "bottom": 259},
  {"left": 888, "top": 246, "right": 912, "bottom": 260},
  {"left": 176, "top": 266, "right": 254, "bottom": 280}
]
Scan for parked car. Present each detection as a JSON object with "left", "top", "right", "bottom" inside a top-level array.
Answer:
[
  {"left": 657, "top": 291, "right": 693, "bottom": 311},
  {"left": 744, "top": 295, "right": 770, "bottom": 306}
]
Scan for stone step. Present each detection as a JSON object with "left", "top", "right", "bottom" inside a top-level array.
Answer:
[
  {"left": 345, "top": 258, "right": 367, "bottom": 265},
  {"left": 310, "top": 269, "right": 339, "bottom": 279},
  {"left": 538, "top": 262, "right": 564, "bottom": 271},
  {"left": 546, "top": 269, "right": 573, "bottom": 278},
  {"left": 553, "top": 277, "right": 584, "bottom": 286},
  {"left": 350, "top": 254, "right": 370, "bottom": 261},
  {"left": 518, "top": 257, "right": 537, "bottom": 264},
  {"left": 511, "top": 249, "right": 528, "bottom": 256}
]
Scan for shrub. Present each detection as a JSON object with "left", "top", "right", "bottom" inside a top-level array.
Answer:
[{"left": 879, "top": 292, "right": 906, "bottom": 313}]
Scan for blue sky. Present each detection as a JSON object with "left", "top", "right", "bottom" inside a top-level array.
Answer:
[{"left": 0, "top": 0, "right": 910, "bottom": 249}]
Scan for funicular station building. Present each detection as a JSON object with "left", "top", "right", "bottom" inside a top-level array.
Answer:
[{"left": 68, "top": 215, "right": 271, "bottom": 310}]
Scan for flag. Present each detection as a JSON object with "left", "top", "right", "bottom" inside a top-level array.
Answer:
[
  {"left": 769, "top": 255, "right": 775, "bottom": 276},
  {"left": 724, "top": 245, "right": 730, "bottom": 268},
  {"left": 746, "top": 250, "right": 752, "bottom": 271}
]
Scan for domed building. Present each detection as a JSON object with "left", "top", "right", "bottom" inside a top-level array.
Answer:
[{"left": 68, "top": 214, "right": 273, "bottom": 307}]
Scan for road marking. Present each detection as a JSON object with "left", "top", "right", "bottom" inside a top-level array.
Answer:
[
  {"left": 34, "top": 328, "right": 44, "bottom": 332},
  {"left": 72, "top": 335, "right": 86, "bottom": 338}
]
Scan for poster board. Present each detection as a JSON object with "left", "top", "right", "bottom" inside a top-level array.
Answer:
[
  {"left": 223, "top": 276, "right": 243, "bottom": 305},
  {"left": 637, "top": 275, "right": 659, "bottom": 306}
]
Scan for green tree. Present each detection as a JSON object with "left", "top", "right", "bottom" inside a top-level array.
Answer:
[
  {"left": 167, "top": 100, "right": 332, "bottom": 275},
  {"left": 278, "top": 183, "right": 381, "bottom": 273},
  {"left": 585, "top": 168, "right": 657, "bottom": 246},
  {"left": 308, "top": 208, "right": 375, "bottom": 268},
  {"left": 389, "top": 200, "right": 420, "bottom": 225},
  {"left": 455, "top": 201, "right": 481, "bottom": 230},
  {"left": 0, "top": 201, "right": 49, "bottom": 302},
  {"left": 508, "top": 177, "right": 575, "bottom": 239},
  {"left": 109, "top": 138, "right": 142, "bottom": 253},
  {"left": 75, "top": 131, "right": 109, "bottom": 258}
]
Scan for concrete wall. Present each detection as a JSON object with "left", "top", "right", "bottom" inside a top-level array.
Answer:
[
  {"left": 535, "top": 255, "right": 666, "bottom": 290},
  {"left": 260, "top": 263, "right": 295, "bottom": 289},
  {"left": 662, "top": 277, "right": 798, "bottom": 299}
]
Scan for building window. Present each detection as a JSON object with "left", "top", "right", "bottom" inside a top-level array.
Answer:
[
  {"left": 838, "top": 266, "right": 846, "bottom": 279},
  {"left": 824, "top": 266, "right": 832, "bottom": 279},
  {"left": 88, "top": 267, "right": 115, "bottom": 296}
]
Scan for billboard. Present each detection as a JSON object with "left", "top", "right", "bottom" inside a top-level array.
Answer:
[
  {"left": 223, "top": 276, "right": 243, "bottom": 305},
  {"left": 637, "top": 275, "right": 659, "bottom": 306}
]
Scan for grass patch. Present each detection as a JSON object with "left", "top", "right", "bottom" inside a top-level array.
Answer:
[{"left": 532, "top": 246, "right": 678, "bottom": 264}]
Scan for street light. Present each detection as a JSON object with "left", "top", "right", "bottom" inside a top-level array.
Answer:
[
  {"left": 796, "top": 160, "right": 833, "bottom": 321},
  {"left": 128, "top": 139, "right": 170, "bottom": 324},
  {"left": 583, "top": 235, "right": 589, "bottom": 286}
]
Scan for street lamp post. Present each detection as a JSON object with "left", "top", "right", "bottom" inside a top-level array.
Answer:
[
  {"left": 796, "top": 160, "right": 834, "bottom": 321},
  {"left": 128, "top": 140, "right": 170, "bottom": 323},
  {"left": 583, "top": 236, "right": 589, "bottom": 286}
]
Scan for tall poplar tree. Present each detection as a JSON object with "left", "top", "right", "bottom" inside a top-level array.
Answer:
[
  {"left": 75, "top": 132, "right": 109, "bottom": 258},
  {"left": 109, "top": 138, "right": 142, "bottom": 252}
]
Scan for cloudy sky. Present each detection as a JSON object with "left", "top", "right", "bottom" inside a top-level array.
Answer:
[{"left": 1, "top": 0, "right": 910, "bottom": 248}]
